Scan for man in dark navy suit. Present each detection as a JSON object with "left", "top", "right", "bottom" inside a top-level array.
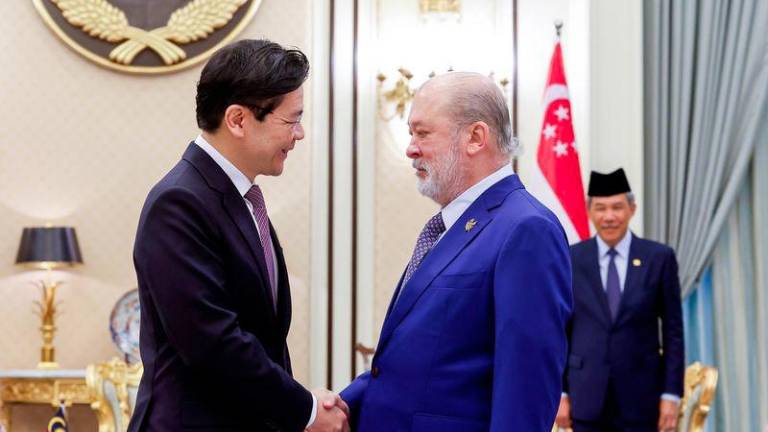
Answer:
[
  {"left": 555, "top": 169, "right": 684, "bottom": 432},
  {"left": 129, "top": 39, "right": 348, "bottom": 432}
]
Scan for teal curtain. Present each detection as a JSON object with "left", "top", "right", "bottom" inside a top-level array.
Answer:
[
  {"left": 643, "top": 0, "right": 768, "bottom": 297},
  {"left": 683, "top": 270, "right": 716, "bottom": 432},
  {"left": 683, "top": 137, "right": 768, "bottom": 431}
]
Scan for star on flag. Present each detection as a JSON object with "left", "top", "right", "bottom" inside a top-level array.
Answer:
[
  {"left": 542, "top": 123, "right": 557, "bottom": 139},
  {"left": 554, "top": 105, "right": 569, "bottom": 121},
  {"left": 553, "top": 141, "right": 569, "bottom": 157}
]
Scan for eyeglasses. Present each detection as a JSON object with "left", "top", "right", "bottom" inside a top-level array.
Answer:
[{"left": 269, "top": 111, "right": 303, "bottom": 131}]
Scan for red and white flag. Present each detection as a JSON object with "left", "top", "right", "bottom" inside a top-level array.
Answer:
[{"left": 528, "top": 40, "right": 590, "bottom": 243}]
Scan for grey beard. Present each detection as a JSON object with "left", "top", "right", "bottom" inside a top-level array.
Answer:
[{"left": 416, "top": 148, "right": 462, "bottom": 204}]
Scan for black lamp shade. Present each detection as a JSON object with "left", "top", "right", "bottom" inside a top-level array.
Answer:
[{"left": 15, "top": 227, "right": 83, "bottom": 268}]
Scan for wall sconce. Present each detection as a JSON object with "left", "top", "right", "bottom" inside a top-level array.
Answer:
[
  {"left": 377, "top": 68, "right": 415, "bottom": 121},
  {"left": 15, "top": 226, "right": 83, "bottom": 369}
]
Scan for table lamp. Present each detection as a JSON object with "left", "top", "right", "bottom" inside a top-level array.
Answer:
[{"left": 15, "top": 226, "right": 83, "bottom": 369}]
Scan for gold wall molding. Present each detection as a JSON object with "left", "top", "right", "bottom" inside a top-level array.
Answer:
[{"left": 32, "top": 0, "right": 263, "bottom": 74}]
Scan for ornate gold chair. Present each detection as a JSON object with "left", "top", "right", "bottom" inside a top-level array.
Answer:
[
  {"left": 86, "top": 358, "right": 143, "bottom": 432},
  {"left": 677, "top": 362, "right": 718, "bottom": 432}
]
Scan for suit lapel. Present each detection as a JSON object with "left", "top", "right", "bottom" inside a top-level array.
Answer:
[
  {"left": 377, "top": 175, "right": 522, "bottom": 351},
  {"left": 581, "top": 238, "right": 612, "bottom": 328},
  {"left": 270, "top": 222, "right": 292, "bottom": 335},
  {"left": 221, "top": 192, "right": 277, "bottom": 315},
  {"left": 183, "top": 143, "right": 277, "bottom": 320},
  {"left": 615, "top": 234, "right": 647, "bottom": 325}
]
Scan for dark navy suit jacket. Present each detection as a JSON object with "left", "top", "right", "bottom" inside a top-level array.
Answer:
[
  {"left": 566, "top": 235, "right": 684, "bottom": 423},
  {"left": 128, "top": 143, "right": 312, "bottom": 432},
  {"left": 341, "top": 175, "right": 573, "bottom": 432}
]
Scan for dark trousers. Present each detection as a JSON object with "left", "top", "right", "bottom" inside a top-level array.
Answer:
[{"left": 572, "top": 380, "right": 656, "bottom": 432}]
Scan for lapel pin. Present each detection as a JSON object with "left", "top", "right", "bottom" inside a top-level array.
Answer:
[
  {"left": 632, "top": 259, "right": 642, "bottom": 267},
  {"left": 465, "top": 218, "right": 477, "bottom": 232}
]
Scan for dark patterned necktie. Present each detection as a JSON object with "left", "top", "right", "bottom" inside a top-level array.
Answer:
[
  {"left": 606, "top": 248, "right": 621, "bottom": 321},
  {"left": 244, "top": 185, "right": 277, "bottom": 308},
  {"left": 401, "top": 212, "right": 446, "bottom": 289}
]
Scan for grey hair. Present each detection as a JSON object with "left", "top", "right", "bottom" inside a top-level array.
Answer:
[
  {"left": 587, "top": 192, "right": 636, "bottom": 207},
  {"left": 425, "top": 72, "right": 516, "bottom": 158}
]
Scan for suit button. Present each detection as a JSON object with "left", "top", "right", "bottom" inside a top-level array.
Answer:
[{"left": 371, "top": 366, "right": 380, "bottom": 377}]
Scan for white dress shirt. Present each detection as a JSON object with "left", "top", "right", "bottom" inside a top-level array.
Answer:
[
  {"left": 596, "top": 230, "right": 632, "bottom": 293},
  {"left": 194, "top": 135, "right": 318, "bottom": 427}
]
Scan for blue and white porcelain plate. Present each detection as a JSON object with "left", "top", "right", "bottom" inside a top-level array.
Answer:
[{"left": 109, "top": 289, "right": 141, "bottom": 364}]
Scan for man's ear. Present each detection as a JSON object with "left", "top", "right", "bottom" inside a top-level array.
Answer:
[
  {"left": 466, "top": 121, "right": 490, "bottom": 156},
  {"left": 223, "top": 105, "right": 248, "bottom": 138}
]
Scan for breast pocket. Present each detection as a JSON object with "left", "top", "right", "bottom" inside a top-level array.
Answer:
[{"left": 430, "top": 271, "right": 487, "bottom": 290}]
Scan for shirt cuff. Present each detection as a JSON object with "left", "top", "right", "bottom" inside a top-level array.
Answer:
[
  {"left": 561, "top": 392, "right": 569, "bottom": 398},
  {"left": 306, "top": 393, "right": 318, "bottom": 428},
  {"left": 661, "top": 393, "right": 681, "bottom": 404}
]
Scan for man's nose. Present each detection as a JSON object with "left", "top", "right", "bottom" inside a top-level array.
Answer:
[
  {"left": 406, "top": 140, "right": 420, "bottom": 159},
  {"left": 293, "top": 123, "right": 305, "bottom": 140}
]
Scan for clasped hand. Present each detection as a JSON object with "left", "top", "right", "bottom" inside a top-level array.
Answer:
[{"left": 306, "top": 388, "right": 350, "bottom": 432}]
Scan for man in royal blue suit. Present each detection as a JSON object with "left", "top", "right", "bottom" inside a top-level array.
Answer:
[
  {"left": 555, "top": 169, "right": 684, "bottom": 432},
  {"left": 129, "top": 40, "right": 348, "bottom": 432},
  {"left": 340, "top": 72, "right": 573, "bottom": 431}
]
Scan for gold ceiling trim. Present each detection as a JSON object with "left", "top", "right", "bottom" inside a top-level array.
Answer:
[{"left": 32, "top": 0, "right": 263, "bottom": 75}]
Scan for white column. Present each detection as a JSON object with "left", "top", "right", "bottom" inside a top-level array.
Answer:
[
  {"left": 309, "top": 0, "right": 331, "bottom": 390},
  {"left": 330, "top": 0, "right": 355, "bottom": 392}
]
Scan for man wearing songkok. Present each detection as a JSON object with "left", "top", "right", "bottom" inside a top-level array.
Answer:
[{"left": 555, "top": 168, "right": 684, "bottom": 432}]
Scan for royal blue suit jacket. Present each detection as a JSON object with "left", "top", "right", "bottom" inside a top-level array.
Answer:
[
  {"left": 128, "top": 143, "right": 312, "bottom": 432},
  {"left": 565, "top": 236, "right": 684, "bottom": 423},
  {"left": 341, "top": 175, "right": 573, "bottom": 432}
]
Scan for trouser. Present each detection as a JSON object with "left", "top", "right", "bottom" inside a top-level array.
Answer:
[{"left": 572, "top": 379, "right": 656, "bottom": 432}]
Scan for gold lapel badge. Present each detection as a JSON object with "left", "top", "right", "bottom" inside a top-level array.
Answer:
[
  {"left": 632, "top": 258, "right": 642, "bottom": 267},
  {"left": 465, "top": 218, "right": 478, "bottom": 232}
]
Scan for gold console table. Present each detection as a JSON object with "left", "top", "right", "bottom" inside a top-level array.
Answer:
[{"left": 0, "top": 369, "right": 91, "bottom": 431}]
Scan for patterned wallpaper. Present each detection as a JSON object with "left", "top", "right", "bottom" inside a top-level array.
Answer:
[{"left": 0, "top": 0, "right": 312, "bottom": 428}]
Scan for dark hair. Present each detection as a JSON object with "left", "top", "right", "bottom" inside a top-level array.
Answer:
[{"left": 195, "top": 39, "right": 310, "bottom": 131}]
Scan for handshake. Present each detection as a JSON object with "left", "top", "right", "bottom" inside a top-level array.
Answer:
[{"left": 306, "top": 388, "right": 351, "bottom": 432}]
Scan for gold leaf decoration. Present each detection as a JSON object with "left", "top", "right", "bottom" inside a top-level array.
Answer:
[
  {"left": 167, "top": 0, "right": 249, "bottom": 44},
  {"left": 50, "top": 0, "right": 129, "bottom": 43},
  {"left": 48, "top": 0, "right": 248, "bottom": 66}
]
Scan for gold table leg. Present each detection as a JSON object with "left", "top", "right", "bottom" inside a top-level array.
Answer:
[{"left": 0, "top": 401, "right": 11, "bottom": 431}]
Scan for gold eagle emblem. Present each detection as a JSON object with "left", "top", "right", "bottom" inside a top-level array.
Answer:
[{"left": 50, "top": 0, "right": 248, "bottom": 66}]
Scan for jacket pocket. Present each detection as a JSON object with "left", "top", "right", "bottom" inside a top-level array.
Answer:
[{"left": 411, "top": 413, "right": 488, "bottom": 432}]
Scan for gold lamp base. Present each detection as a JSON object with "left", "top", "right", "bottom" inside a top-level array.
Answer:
[{"left": 36, "top": 282, "right": 60, "bottom": 369}]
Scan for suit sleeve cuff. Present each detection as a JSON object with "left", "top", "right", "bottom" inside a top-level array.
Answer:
[
  {"left": 306, "top": 393, "right": 317, "bottom": 428},
  {"left": 661, "top": 393, "right": 681, "bottom": 404}
]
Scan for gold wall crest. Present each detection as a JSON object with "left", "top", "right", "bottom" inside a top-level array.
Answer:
[{"left": 33, "top": 0, "right": 263, "bottom": 74}]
